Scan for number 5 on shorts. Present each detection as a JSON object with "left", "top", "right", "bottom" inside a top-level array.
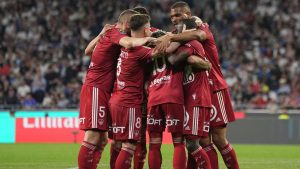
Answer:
[{"left": 99, "top": 106, "right": 105, "bottom": 118}]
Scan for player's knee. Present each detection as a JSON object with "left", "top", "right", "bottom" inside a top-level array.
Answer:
[
  {"left": 123, "top": 140, "right": 138, "bottom": 151},
  {"left": 186, "top": 138, "right": 200, "bottom": 153},
  {"left": 149, "top": 132, "right": 162, "bottom": 144},
  {"left": 112, "top": 140, "right": 122, "bottom": 150},
  {"left": 199, "top": 136, "right": 211, "bottom": 147},
  {"left": 172, "top": 133, "right": 184, "bottom": 144},
  {"left": 212, "top": 132, "right": 227, "bottom": 147},
  {"left": 84, "top": 130, "right": 101, "bottom": 144}
]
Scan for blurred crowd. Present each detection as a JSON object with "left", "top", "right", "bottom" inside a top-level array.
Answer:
[{"left": 0, "top": 0, "right": 299, "bottom": 110}]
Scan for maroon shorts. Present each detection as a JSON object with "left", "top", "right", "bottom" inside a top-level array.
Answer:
[
  {"left": 109, "top": 104, "right": 142, "bottom": 141},
  {"left": 147, "top": 103, "right": 184, "bottom": 133},
  {"left": 184, "top": 106, "right": 210, "bottom": 137},
  {"left": 210, "top": 89, "right": 236, "bottom": 128},
  {"left": 79, "top": 85, "right": 110, "bottom": 131}
]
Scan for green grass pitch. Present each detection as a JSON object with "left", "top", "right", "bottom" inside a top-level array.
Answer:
[{"left": 0, "top": 144, "right": 300, "bottom": 169}]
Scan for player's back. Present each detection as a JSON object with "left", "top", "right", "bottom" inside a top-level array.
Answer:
[
  {"left": 198, "top": 23, "right": 227, "bottom": 91},
  {"left": 147, "top": 55, "right": 184, "bottom": 107},
  {"left": 84, "top": 27, "right": 127, "bottom": 92},
  {"left": 110, "top": 46, "right": 152, "bottom": 106}
]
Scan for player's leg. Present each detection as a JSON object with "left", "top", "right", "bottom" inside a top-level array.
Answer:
[
  {"left": 113, "top": 105, "right": 142, "bottom": 169},
  {"left": 172, "top": 132, "right": 186, "bottom": 169},
  {"left": 212, "top": 127, "right": 239, "bottom": 169},
  {"left": 164, "top": 103, "right": 186, "bottom": 169},
  {"left": 186, "top": 136, "right": 211, "bottom": 169},
  {"left": 211, "top": 89, "right": 239, "bottom": 169},
  {"left": 200, "top": 136, "right": 219, "bottom": 169},
  {"left": 110, "top": 140, "right": 122, "bottom": 169},
  {"left": 115, "top": 141, "right": 138, "bottom": 169},
  {"left": 134, "top": 101, "right": 147, "bottom": 169},
  {"left": 78, "top": 85, "right": 110, "bottom": 169},
  {"left": 184, "top": 106, "right": 212, "bottom": 169},
  {"left": 147, "top": 105, "right": 164, "bottom": 169}
]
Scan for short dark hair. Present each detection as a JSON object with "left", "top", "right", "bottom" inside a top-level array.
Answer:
[
  {"left": 133, "top": 6, "right": 149, "bottom": 15},
  {"left": 171, "top": 1, "right": 191, "bottom": 10},
  {"left": 151, "top": 30, "right": 166, "bottom": 38},
  {"left": 181, "top": 18, "right": 197, "bottom": 30},
  {"left": 129, "top": 14, "right": 150, "bottom": 31},
  {"left": 118, "top": 9, "right": 139, "bottom": 24}
]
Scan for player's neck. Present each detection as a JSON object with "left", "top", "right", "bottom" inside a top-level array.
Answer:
[{"left": 131, "top": 31, "right": 145, "bottom": 38}]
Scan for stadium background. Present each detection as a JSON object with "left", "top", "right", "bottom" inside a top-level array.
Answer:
[{"left": 0, "top": 0, "right": 300, "bottom": 169}]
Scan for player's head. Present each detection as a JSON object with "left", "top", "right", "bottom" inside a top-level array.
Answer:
[
  {"left": 118, "top": 9, "right": 139, "bottom": 32},
  {"left": 170, "top": 1, "right": 192, "bottom": 26},
  {"left": 179, "top": 18, "right": 197, "bottom": 33},
  {"left": 132, "top": 6, "right": 149, "bottom": 15},
  {"left": 129, "top": 14, "right": 151, "bottom": 37}
]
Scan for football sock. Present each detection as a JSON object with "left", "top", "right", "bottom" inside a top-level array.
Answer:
[
  {"left": 204, "top": 144, "right": 219, "bottom": 169},
  {"left": 173, "top": 142, "right": 187, "bottom": 169},
  {"left": 148, "top": 143, "right": 162, "bottom": 169},
  {"left": 115, "top": 147, "right": 135, "bottom": 169},
  {"left": 78, "top": 141, "right": 98, "bottom": 169},
  {"left": 220, "top": 144, "right": 239, "bottom": 169},
  {"left": 191, "top": 147, "right": 212, "bottom": 169},
  {"left": 110, "top": 143, "right": 121, "bottom": 169},
  {"left": 134, "top": 142, "right": 147, "bottom": 169}
]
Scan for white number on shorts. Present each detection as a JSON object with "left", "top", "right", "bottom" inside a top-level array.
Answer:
[
  {"left": 135, "top": 117, "right": 141, "bottom": 128},
  {"left": 99, "top": 106, "right": 105, "bottom": 118}
]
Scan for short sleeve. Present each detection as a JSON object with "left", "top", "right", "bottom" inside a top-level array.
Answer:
[
  {"left": 177, "top": 44, "right": 194, "bottom": 56},
  {"left": 110, "top": 29, "right": 128, "bottom": 44},
  {"left": 138, "top": 46, "right": 153, "bottom": 62}
]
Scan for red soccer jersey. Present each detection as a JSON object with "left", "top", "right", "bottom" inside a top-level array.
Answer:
[
  {"left": 84, "top": 26, "right": 127, "bottom": 92},
  {"left": 147, "top": 56, "right": 184, "bottom": 107},
  {"left": 179, "top": 40, "right": 212, "bottom": 107},
  {"left": 198, "top": 23, "right": 228, "bottom": 92},
  {"left": 109, "top": 46, "right": 153, "bottom": 107}
]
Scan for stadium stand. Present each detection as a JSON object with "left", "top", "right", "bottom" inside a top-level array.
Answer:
[{"left": 0, "top": 0, "right": 299, "bottom": 110}]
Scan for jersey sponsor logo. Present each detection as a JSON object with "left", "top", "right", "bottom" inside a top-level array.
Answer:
[
  {"left": 149, "top": 75, "right": 170, "bottom": 87},
  {"left": 23, "top": 117, "right": 79, "bottom": 128},
  {"left": 210, "top": 105, "right": 217, "bottom": 121},
  {"left": 109, "top": 126, "right": 126, "bottom": 133},
  {"left": 147, "top": 117, "right": 162, "bottom": 126},
  {"left": 192, "top": 94, "right": 196, "bottom": 100},
  {"left": 166, "top": 119, "right": 180, "bottom": 127}
]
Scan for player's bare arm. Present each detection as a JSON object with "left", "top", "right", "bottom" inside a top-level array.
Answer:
[
  {"left": 84, "top": 24, "right": 114, "bottom": 56},
  {"left": 187, "top": 55, "right": 211, "bottom": 70},
  {"left": 119, "top": 36, "right": 156, "bottom": 49},
  {"left": 155, "top": 30, "right": 206, "bottom": 52},
  {"left": 167, "top": 51, "right": 190, "bottom": 65}
]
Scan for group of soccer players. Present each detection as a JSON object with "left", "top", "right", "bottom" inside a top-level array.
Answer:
[{"left": 77, "top": 1, "right": 239, "bottom": 169}]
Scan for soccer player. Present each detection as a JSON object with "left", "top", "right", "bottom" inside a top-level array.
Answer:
[
  {"left": 146, "top": 31, "right": 187, "bottom": 169},
  {"left": 108, "top": 14, "right": 160, "bottom": 169},
  {"left": 78, "top": 9, "right": 154, "bottom": 169},
  {"left": 157, "top": 2, "right": 240, "bottom": 169},
  {"left": 169, "top": 18, "right": 213, "bottom": 169}
]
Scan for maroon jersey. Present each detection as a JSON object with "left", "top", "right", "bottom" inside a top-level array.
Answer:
[
  {"left": 109, "top": 46, "right": 152, "bottom": 107},
  {"left": 84, "top": 26, "right": 127, "bottom": 92},
  {"left": 179, "top": 40, "right": 212, "bottom": 107},
  {"left": 147, "top": 56, "right": 184, "bottom": 107},
  {"left": 198, "top": 23, "right": 228, "bottom": 91}
]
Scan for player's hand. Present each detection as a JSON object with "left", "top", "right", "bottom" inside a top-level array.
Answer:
[
  {"left": 98, "top": 24, "right": 114, "bottom": 37},
  {"left": 155, "top": 34, "right": 172, "bottom": 53},
  {"left": 146, "top": 37, "right": 157, "bottom": 47}
]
